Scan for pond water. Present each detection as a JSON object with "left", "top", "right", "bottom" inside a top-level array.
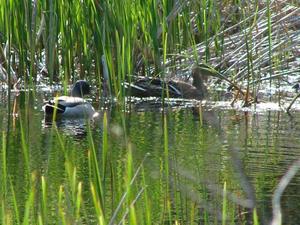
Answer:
[{"left": 1, "top": 89, "right": 300, "bottom": 224}]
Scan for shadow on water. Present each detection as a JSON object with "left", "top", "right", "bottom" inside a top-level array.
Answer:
[
  {"left": 2, "top": 90, "right": 300, "bottom": 224},
  {"left": 42, "top": 117, "right": 96, "bottom": 140}
]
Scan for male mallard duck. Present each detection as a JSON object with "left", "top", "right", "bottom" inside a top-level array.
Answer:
[
  {"left": 124, "top": 65, "right": 209, "bottom": 100},
  {"left": 43, "top": 80, "right": 97, "bottom": 119}
]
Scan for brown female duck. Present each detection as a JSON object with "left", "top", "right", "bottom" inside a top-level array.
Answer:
[{"left": 124, "top": 65, "right": 210, "bottom": 100}]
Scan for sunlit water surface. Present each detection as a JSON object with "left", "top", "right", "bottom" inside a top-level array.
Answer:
[{"left": 1, "top": 90, "right": 300, "bottom": 225}]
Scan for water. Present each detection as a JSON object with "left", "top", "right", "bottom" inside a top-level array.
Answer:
[{"left": 1, "top": 90, "right": 300, "bottom": 224}]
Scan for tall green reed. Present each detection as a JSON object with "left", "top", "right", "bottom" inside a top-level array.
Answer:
[
  {"left": 0, "top": 1, "right": 280, "bottom": 224},
  {"left": 87, "top": 120, "right": 105, "bottom": 221},
  {"left": 1, "top": 132, "right": 7, "bottom": 198},
  {"left": 0, "top": 0, "right": 225, "bottom": 94}
]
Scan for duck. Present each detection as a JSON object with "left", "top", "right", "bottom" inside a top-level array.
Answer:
[
  {"left": 43, "top": 80, "right": 97, "bottom": 119},
  {"left": 123, "top": 64, "right": 210, "bottom": 100}
]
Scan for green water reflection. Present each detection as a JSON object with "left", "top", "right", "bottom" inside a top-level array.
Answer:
[{"left": 1, "top": 91, "right": 300, "bottom": 224}]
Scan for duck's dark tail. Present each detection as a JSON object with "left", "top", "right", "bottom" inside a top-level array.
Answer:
[
  {"left": 123, "top": 77, "right": 182, "bottom": 98},
  {"left": 43, "top": 101, "right": 66, "bottom": 115},
  {"left": 123, "top": 82, "right": 149, "bottom": 97}
]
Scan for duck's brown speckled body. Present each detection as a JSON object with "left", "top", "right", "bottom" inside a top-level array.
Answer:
[{"left": 124, "top": 65, "right": 209, "bottom": 100}]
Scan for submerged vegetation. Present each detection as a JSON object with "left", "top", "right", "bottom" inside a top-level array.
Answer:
[{"left": 0, "top": 0, "right": 299, "bottom": 224}]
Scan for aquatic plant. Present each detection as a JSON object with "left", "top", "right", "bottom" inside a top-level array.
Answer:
[{"left": 0, "top": 1, "right": 299, "bottom": 224}]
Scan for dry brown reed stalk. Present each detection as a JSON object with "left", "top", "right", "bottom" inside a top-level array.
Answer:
[{"left": 165, "top": 1, "right": 299, "bottom": 106}]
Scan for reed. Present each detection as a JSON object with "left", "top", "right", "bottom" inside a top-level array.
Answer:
[
  {"left": 0, "top": 1, "right": 297, "bottom": 224},
  {"left": 87, "top": 120, "right": 105, "bottom": 220},
  {"left": 9, "top": 178, "right": 20, "bottom": 225},
  {"left": 0, "top": 103, "right": 269, "bottom": 224},
  {"left": 1, "top": 132, "right": 7, "bottom": 198},
  {"left": 253, "top": 208, "right": 260, "bottom": 225},
  {"left": 0, "top": 0, "right": 297, "bottom": 94},
  {"left": 222, "top": 182, "right": 227, "bottom": 225},
  {"left": 0, "top": 0, "right": 237, "bottom": 94}
]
